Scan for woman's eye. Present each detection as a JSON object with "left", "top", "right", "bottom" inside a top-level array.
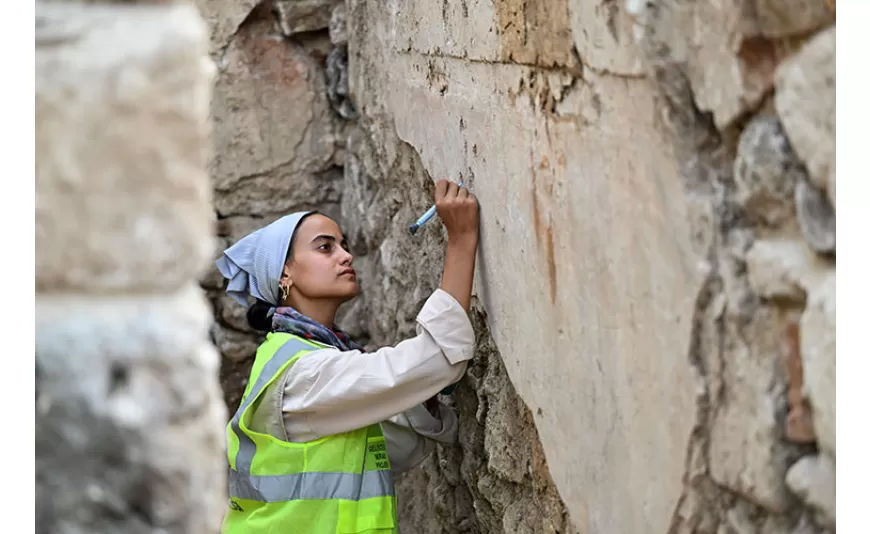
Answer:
[{"left": 319, "top": 243, "right": 331, "bottom": 252}]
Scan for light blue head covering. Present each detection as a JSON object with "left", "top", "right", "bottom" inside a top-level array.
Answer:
[{"left": 216, "top": 211, "right": 313, "bottom": 307}]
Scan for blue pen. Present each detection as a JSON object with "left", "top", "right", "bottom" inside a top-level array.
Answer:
[{"left": 408, "top": 182, "right": 463, "bottom": 234}]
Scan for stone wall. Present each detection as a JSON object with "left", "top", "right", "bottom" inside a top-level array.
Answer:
[
  {"left": 197, "top": 0, "right": 836, "bottom": 533},
  {"left": 632, "top": 3, "right": 836, "bottom": 531},
  {"left": 35, "top": 2, "right": 227, "bottom": 533}
]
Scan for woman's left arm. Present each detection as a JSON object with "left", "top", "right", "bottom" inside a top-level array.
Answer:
[{"left": 382, "top": 400, "right": 459, "bottom": 474}]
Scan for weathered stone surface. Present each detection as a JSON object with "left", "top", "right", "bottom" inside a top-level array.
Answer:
[
  {"left": 568, "top": 0, "right": 644, "bottom": 75},
  {"left": 396, "top": 308, "right": 576, "bottom": 534},
  {"left": 196, "top": 0, "right": 349, "bottom": 416},
  {"left": 328, "top": 2, "right": 347, "bottom": 45},
  {"left": 211, "top": 324, "right": 261, "bottom": 363},
  {"left": 36, "top": 289, "right": 227, "bottom": 534},
  {"left": 275, "top": 0, "right": 342, "bottom": 36},
  {"left": 36, "top": 4, "right": 227, "bottom": 533},
  {"left": 346, "top": 2, "right": 701, "bottom": 532},
  {"left": 734, "top": 115, "right": 804, "bottom": 228},
  {"left": 391, "top": 0, "right": 580, "bottom": 71},
  {"left": 630, "top": 0, "right": 813, "bottom": 129},
  {"left": 327, "top": 45, "right": 356, "bottom": 119},
  {"left": 745, "top": 237, "right": 831, "bottom": 304},
  {"left": 207, "top": 2, "right": 342, "bottom": 214},
  {"left": 786, "top": 453, "right": 836, "bottom": 528},
  {"left": 192, "top": 0, "right": 257, "bottom": 53},
  {"left": 396, "top": 67, "right": 697, "bottom": 531},
  {"left": 36, "top": 2, "right": 216, "bottom": 293},
  {"left": 781, "top": 317, "right": 817, "bottom": 444},
  {"left": 775, "top": 27, "right": 836, "bottom": 207},
  {"left": 708, "top": 306, "right": 796, "bottom": 513},
  {"left": 800, "top": 270, "right": 835, "bottom": 458},
  {"left": 37, "top": 288, "right": 219, "bottom": 429},
  {"left": 755, "top": 0, "right": 835, "bottom": 38},
  {"left": 632, "top": 1, "right": 835, "bottom": 531},
  {"left": 200, "top": 0, "right": 837, "bottom": 532},
  {"left": 36, "top": 187, "right": 218, "bottom": 293},
  {"left": 795, "top": 179, "right": 836, "bottom": 254},
  {"left": 44, "top": 0, "right": 182, "bottom": 4}
]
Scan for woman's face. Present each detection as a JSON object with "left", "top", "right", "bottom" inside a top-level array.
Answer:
[{"left": 283, "top": 214, "right": 358, "bottom": 303}]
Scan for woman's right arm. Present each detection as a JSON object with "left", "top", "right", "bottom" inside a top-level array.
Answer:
[
  {"left": 280, "top": 288, "right": 474, "bottom": 442},
  {"left": 281, "top": 179, "right": 480, "bottom": 442},
  {"left": 436, "top": 179, "right": 479, "bottom": 311}
]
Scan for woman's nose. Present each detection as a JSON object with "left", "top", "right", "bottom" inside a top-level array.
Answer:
[{"left": 339, "top": 248, "right": 353, "bottom": 265}]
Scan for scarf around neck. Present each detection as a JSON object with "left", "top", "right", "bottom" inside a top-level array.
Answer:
[{"left": 271, "top": 306, "right": 365, "bottom": 352}]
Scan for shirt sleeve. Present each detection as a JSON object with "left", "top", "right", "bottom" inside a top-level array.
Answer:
[
  {"left": 281, "top": 289, "right": 475, "bottom": 442},
  {"left": 382, "top": 401, "right": 460, "bottom": 474}
]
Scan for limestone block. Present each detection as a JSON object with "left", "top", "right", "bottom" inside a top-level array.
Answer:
[
  {"left": 755, "top": 0, "right": 835, "bottom": 38},
  {"left": 211, "top": 325, "right": 260, "bottom": 363},
  {"left": 775, "top": 27, "right": 836, "bottom": 208},
  {"left": 328, "top": 2, "right": 347, "bottom": 46},
  {"left": 686, "top": 5, "right": 781, "bottom": 129},
  {"left": 745, "top": 237, "right": 831, "bottom": 303},
  {"left": 216, "top": 292, "right": 258, "bottom": 333},
  {"left": 192, "top": 0, "right": 258, "bottom": 54},
  {"left": 35, "top": 2, "right": 216, "bottom": 293},
  {"left": 633, "top": 0, "right": 816, "bottom": 128},
  {"left": 800, "top": 270, "right": 836, "bottom": 457},
  {"left": 785, "top": 453, "right": 836, "bottom": 528},
  {"left": 35, "top": 287, "right": 227, "bottom": 534},
  {"left": 393, "top": 0, "right": 579, "bottom": 70},
  {"left": 37, "top": 190, "right": 218, "bottom": 293},
  {"left": 709, "top": 308, "right": 794, "bottom": 513},
  {"left": 567, "top": 0, "right": 644, "bottom": 75},
  {"left": 275, "top": 0, "right": 342, "bottom": 36},
  {"left": 734, "top": 115, "right": 804, "bottom": 228},
  {"left": 497, "top": 0, "right": 582, "bottom": 69},
  {"left": 795, "top": 179, "right": 836, "bottom": 254},
  {"left": 42, "top": 0, "right": 181, "bottom": 3},
  {"left": 208, "top": 5, "right": 341, "bottom": 215},
  {"left": 201, "top": 247, "right": 231, "bottom": 290},
  {"left": 327, "top": 45, "right": 356, "bottom": 119}
]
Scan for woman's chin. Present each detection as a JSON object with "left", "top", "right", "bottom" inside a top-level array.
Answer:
[{"left": 339, "top": 281, "right": 360, "bottom": 300}]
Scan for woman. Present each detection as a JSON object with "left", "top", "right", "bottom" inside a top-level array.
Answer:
[{"left": 216, "top": 180, "right": 479, "bottom": 533}]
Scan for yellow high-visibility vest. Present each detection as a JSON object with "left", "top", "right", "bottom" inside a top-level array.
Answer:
[{"left": 222, "top": 332, "right": 398, "bottom": 533}]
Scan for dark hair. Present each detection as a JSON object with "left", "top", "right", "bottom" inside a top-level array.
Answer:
[
  {"left": 246, "top": 211, "right": 319, "bottom": 332},
  {"left": 246, "top": 299, "right": 275, "bottom": 332}
]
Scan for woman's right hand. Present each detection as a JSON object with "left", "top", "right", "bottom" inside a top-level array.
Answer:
[
  {"left": 435, "top": 179, "right": 479, "bottom": 311},
  {"left": 435, "top": 179, "right": 479, "bottom": 245}
]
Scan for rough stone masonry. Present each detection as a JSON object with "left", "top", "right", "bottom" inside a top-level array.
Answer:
[
  {"left": 35, "top": 2, "right": 227, "bottom": 533},
  {"left": 34, "top": 0, "right": 836, "bottom": 533},
  {"left": 198, "top": 0, "right": 836, "bottom": 533}
]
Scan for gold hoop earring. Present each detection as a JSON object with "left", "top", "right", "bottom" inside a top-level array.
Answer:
[{"left": 280, "top": 282, "right": 289, "bottom": 302}]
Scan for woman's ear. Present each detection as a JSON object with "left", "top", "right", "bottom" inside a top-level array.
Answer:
[{"left": 281, "top": 264, "right": 294, "bottom": 289}]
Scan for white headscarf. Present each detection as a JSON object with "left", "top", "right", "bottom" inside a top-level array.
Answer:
[{"left": 215, "top": 211, "right": 313, "bottom": 306}]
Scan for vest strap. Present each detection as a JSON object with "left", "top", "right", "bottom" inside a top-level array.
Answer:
[
  {"left": 228, "top": 469, "right": 395, "bottom": 502},
  {"left": 229, "top": 336, "right": 315, "bottom": 498}
]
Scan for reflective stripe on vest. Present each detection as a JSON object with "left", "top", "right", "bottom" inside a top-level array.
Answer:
[
  {"left": 228, "top": 337, "right": 310, "bottom": 480},
  {"left": 228, "top": 469, "right": 393, "bottom": 503},
  {"left": 225, "top": 335, "right": 395, "bottom": 532}
]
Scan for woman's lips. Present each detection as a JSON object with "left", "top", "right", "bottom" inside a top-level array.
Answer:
[{"left": 340, "top": 269, "right": 356, "bottom": 278}]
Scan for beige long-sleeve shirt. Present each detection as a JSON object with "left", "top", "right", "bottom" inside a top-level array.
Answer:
[{"left": 280, "top": 289, "right": 475, "bottom": 472}]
